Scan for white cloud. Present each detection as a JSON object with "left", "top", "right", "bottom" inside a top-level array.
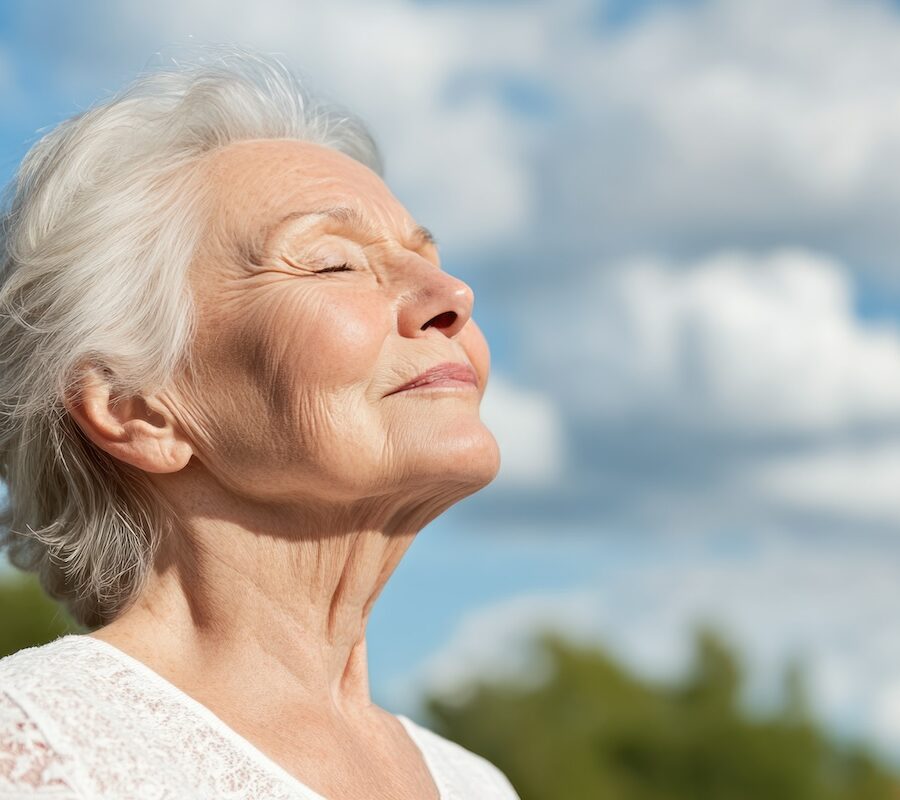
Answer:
[
  {"left": 480, "top": 373, "right": 566, "bottom": 488},
  {"left": 547, "top": 0, "right": 900, "bottom": 272},
  {"left": 18, "top": 0, "right": 541, "bottom": 253},
  {"left": 873, "top": 681, "right": 900, "bottom": 747},
  {"left": 392, "top": 540, "right": 900, "bottom": 759},
  {"left": 504, "top": 247, "right": 900, "bottom": 531},
  {"left": 528, "top": 248, "right": 900, "bottom": 434},
  {"left": 391, "top": 590, "right": 594, "bottom": 709},
  {"left": 16, "top": 0, "right": 900, "bottom": 271},
  {"left": 748, "top": 443, "right": 900, "bottom": 525}
]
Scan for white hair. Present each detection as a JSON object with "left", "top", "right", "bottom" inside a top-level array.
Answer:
[{"left": 0, "top": 45, "right": 383, "bottom": 629}]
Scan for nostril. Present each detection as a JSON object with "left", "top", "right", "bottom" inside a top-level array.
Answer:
[{"left": 421, "top": 310, "right": 457, "bottom": 331}]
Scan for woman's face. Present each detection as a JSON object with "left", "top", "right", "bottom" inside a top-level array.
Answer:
[{"left": 174, "top": 139, "right": 500, "bottom": 508}]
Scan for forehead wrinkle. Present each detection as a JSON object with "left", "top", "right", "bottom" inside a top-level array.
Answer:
[{"left": 247, "top": 205, "right": 437, "bottom": 265}]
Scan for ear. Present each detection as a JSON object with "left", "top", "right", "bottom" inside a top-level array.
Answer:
[{"left": 64, "top": 364, "right": 194, "bottom": 474}]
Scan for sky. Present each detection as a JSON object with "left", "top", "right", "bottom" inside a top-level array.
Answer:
[{"left": 3, "top": 0, "right": 900, "bottom": 761}]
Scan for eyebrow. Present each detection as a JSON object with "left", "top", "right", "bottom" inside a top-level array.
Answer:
[{"left": 249, "top": 205, "right": 437, "bottom": 264}]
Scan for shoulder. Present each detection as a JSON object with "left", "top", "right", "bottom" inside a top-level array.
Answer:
[
  {"left": 398, "top": 715, "right": 521, "bottom": 799},
  {"left": 0, "top": 636, "right": 104, "bottom": 717},
  {"left": 0, "top": 640, "right": 84, "bottom": 798},
  {"left": 0, "top": 636, "right": 87, "bottom": 687}
]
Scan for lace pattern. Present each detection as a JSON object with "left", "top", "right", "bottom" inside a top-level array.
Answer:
[
  {"left": 0, "top": 635, "right": 519, "bottom": 799},
  {"left": 0, "top": 689, "right": 79, "bottom": 797}
]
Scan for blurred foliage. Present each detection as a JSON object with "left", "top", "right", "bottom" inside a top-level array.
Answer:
[
  {"left": 424, "top": 627, "right": 900, "bottom": 800},
  {"left": 0, "top": 571, "right": 84, "bottom": 658}
]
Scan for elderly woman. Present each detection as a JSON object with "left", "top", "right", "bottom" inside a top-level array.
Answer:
[{"left": 0, "top": 48, "right": 518, "bottom": 799}]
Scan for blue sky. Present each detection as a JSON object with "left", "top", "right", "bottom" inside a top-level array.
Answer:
[{"left": 4, "top": 0, "right": 900, "bottom": 760}]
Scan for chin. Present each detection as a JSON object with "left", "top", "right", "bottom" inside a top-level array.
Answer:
[{"left": 417, "top": 423, "right": 502, "bottom": 490}]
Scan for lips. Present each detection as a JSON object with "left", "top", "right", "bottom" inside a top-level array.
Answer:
[{"left": 386, "top": 361, "right": 479, "bottom": 396}]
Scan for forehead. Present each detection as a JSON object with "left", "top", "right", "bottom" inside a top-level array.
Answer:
[{"left": 199, "top": 138, "right": 412, "bottom": 248}]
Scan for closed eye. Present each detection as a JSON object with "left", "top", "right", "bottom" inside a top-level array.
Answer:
[{"left": 313, "top": 263, "right": 356, "bottom": 274}]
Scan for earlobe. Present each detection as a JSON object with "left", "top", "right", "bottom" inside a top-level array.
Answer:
[{"left": 64, "top": 365, "right": 193, "bottom": 474}]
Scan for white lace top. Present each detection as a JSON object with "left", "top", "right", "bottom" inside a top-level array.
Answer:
[{"left": 0, "top": 634, "right": 520, "bottom": 799}]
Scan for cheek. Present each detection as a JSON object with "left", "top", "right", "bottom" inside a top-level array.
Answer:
[
  {"left": 185, "top": 285, "right": 392, "bottom": 481},
  {"left": 236, "top": 285, "right": 389, "bottom": 418}
]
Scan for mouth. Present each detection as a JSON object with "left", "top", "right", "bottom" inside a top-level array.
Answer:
[{"left": 385, "top": 361, "right": 479, "bottom": 396}]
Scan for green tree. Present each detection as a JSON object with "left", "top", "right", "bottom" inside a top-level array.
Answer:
[
  {"left": 423, "top": 626, "right": 900, "bottom": 800},
  {"left": 0, "top": 571, "right": 84, "bottom": 658}
]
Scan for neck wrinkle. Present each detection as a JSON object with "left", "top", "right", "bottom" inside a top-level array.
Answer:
[{"left": 99, "top": 473, "right": 440, "bottom": 723}]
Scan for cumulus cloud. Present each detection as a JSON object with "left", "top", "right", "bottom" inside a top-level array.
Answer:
[
  {"left": 12, "top": 0, "right": 900, "bottom": 271},
  {"left": 9, "top": 0, "right": 541, "bottom": 252},
  {"left": 541, "top": 0, "right": 900, "bottom": 277},
  {"left": 489, "top": 247, "right": 900, "bottom": 532},
  {"left": 6, "top": 0, "right": 900, "bottom": 531},
  {"left": 479, "top": 373, "right": 566, "bottom": 488},
  {"left": 13, "top": 0, "right": 900, "bottom": 275},
  {"left": 747, "top": 443, "right": 900, "bottom": 525},
  {"left": 528, "top": 248, "right": 900, "bottom": 433}
]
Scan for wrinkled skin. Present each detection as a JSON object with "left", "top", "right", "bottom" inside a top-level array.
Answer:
[
  {"left": 182, "top": 139, "right": 499, "bottom": 505},
  {"left": 68, "top": 139, "right": 500, "bottom": 800}
]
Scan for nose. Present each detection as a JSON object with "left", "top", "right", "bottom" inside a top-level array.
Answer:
[{"left": 396, "top": 264, "right": 475, "bottom": 339}]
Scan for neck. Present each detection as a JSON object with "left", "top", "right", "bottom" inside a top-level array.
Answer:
[{"left": 89, "top": 463, "right": 453, "bottom": 723}]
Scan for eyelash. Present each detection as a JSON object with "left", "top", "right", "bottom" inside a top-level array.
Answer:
[{"left": 313, "top": 263, "right": 355, "bottom": 274}]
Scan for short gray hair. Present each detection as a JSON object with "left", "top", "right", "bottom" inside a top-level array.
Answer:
[{"left": 0, "top": 46, "right": 382, "bottom": 629}]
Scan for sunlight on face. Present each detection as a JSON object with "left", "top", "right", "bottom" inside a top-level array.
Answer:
[{"left": 176, "top": 139, "right": 500, "bottom": 506}]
